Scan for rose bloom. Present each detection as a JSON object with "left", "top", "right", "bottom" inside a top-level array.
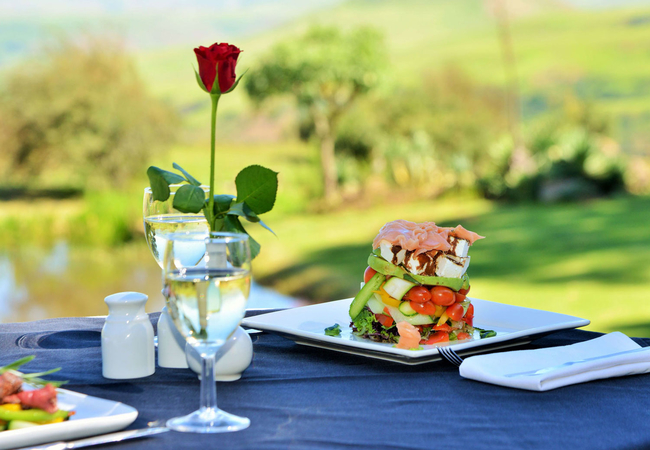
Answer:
[{"left": 194, "top": 43, "right": 242, "bottom": 93}]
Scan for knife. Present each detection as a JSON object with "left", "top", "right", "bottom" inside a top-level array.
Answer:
[{"left": 18, "top": 426, "right": 169, "bottom": 450}]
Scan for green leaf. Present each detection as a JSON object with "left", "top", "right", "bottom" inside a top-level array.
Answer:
[
  {"left": 147, "top": 166, "right": 185, "bottom": 202},
  {"left": 193, "top": 66, "right": 209, "bottom": 93},
  {"left": 172, "top": 184, "right": 205, "bottom": 214},
  {"left": 223, "top": 215, "right": 261, "bottom": 259},
  {"left": 257, "top": 218, "right": 276, "bottom": 236},
  {"left": 229, "top": 202, "right": 260, "bottom": 222},
  {"left": 224, "top": 68, "right": 249, "bottom": 94},
  {"left": 235, "top": 165, "right": 278, "bottom": 215},
  {"left": 226, "top": 202, "right": 276, "bottom": 236},
  {"left": 213, "top": 194, "right": 235, "bottom": 216},
  {"left": 173, "top": 162, "right": 201, "bottom": 186}
]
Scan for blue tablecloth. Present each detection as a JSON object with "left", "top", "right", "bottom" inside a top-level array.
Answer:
[{"left": 2, "top": 313, "right": 650, "bottom": 450}]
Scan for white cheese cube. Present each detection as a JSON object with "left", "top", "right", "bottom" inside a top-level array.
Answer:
[
  {"left": 435, "top": 255, "right": 470, "bottom": 278},
  {"left": 447, "top": 237, "right": 470, "bottom": 258},
  {"left": 379, "top": 240, "right": 406, "bottom": 265}
]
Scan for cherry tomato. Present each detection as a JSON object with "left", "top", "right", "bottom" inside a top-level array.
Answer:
[
  {"left": 456, "top": 332, "right": 471, "bottom": 340},
  {"left": 458, "top": 286, "right": 470, "bottom": 295},
  {"left": 423, "top": 331, "right": 449, "bottom": 345},
  {"left": 363, "top": 267, "right": 377, "bottom": 283},
  {"left": 376, "top": 313, "right": 394, "bottom": 328},
  {"left": 455, "top": 292, "right": 466, "bottom": 303},
  {"left": 446, "top": 303, "right": 464, "bottom": 321},
  {"left": 410, "top": 300, "right": 436, "bottom": 315},
  {"left": 430, "top": 286, "right": 455, "bottom": 306},
  {"left": 433, "top": 324, "right": 452, "bottom": 332},
  {"left": 403, "top": 286, "right": 432, "bottom": 303},
  {"left": 464, "top": 303, "right": 474, "bottom": 327}
]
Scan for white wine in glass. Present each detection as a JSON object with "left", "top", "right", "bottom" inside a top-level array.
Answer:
[
  {"left": 143, "top": 185, "right": 209, "bottom": 268},
  {"left": 162, "top": 232, "right": 251, "bottom": 433}
]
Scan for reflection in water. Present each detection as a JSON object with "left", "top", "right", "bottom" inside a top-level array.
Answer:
[
  {"left": 0, "top": 256, "right": 30, "bottom": 320},
  {"left": 0, "top": 242, "right": 301, "bottom": 323}
]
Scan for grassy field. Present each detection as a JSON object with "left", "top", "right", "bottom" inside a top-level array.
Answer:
[{"left": 253, "top": 194, "right": 650, "bottom": 335}]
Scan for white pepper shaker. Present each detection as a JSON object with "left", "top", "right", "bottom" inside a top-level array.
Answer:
[
  {"left": 157, "top": 306, "right": 189, "bottom": 368},
  {"left": 102, "top": 292, "right": 155, "bottom": 379}
]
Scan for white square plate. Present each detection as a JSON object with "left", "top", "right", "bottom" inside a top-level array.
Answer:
[
  {"left": 242, "top": 298, "right": 590, "bottom": 365},
  {"left": 0, "top": 388, "right": 137, "bottom": 450}
]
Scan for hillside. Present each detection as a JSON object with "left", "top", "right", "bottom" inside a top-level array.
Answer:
[{"left": 132, "top": 0, "right": 650, "bottom": 154}]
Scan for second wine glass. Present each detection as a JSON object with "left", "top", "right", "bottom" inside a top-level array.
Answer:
[{"left": 143, "top": 184, "right": 210, "bottom": 268}]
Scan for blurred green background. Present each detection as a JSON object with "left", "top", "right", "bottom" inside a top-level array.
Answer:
[{"left": 1, "top": 0, "right": 649, "bottom": 335}]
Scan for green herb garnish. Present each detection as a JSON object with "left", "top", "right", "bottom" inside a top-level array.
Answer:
[
  {"left": 0, "top": 356, "right": 68, "bottom": 388},
  {"left": 324, "top": 324, "right": 342, "bottom": 337},
  {"left": 475, "top": 327, "right": 497, "bottom": 339}
]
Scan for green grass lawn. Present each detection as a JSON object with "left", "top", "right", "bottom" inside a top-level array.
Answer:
[{"left": 254, "top": 194, "right": 650, "bottom": 335}]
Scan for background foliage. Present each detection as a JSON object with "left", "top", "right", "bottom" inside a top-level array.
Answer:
[{"left": 1, "top": 0, "right": 649, "bottom": 332}]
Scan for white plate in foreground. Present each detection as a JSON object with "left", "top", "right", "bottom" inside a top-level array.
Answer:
[
  {"left": 242, "top": 298, "right": 590, "bottom": 365},
  {"left": 0, "top": 388, "right": 137, "bottom": 450}
]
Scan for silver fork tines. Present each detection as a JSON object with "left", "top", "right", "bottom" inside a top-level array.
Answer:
[{"left": 438, "top": 346, "right": 464, "bottom": 366}]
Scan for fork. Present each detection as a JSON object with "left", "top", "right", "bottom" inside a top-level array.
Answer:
[{"left": 438, "top": 345, "right": 464, "bottom": 366}]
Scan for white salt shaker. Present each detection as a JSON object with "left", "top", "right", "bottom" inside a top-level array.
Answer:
[
  {"left": 157, "top": 306, "right": 189, "bottom": 368},
  {"left": 102, "top": 292, "right": 155, "bottom": 379}
]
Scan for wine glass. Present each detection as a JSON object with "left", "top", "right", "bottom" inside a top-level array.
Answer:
[
  {"left": 143, "top": 184, "right": 210, "bottom": 268},
  {"left": 162, "top": 231, "right": 251, "bottom": 433}
]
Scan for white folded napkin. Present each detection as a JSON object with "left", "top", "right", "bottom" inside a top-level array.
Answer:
[{"left": 459, "top": 332, "right": 650, "bottom": 391}]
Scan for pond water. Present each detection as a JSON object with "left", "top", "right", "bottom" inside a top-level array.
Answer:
[{"left": 0, "top": 241, "right": 302, "bottom": 323}]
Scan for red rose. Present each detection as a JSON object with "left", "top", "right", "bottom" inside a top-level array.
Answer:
[{"left": 194, "top": 43, "right": 242, "bottom": 94}]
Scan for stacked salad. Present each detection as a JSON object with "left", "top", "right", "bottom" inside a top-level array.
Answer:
[{"left": 349, "top": 220, "right": 486, "bottom": 349}]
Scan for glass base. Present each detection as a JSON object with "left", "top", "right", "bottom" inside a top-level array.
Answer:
[{"left": 166, "top": 407, "right": 250, "bottom": 433}]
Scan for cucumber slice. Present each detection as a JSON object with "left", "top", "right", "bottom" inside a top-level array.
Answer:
[
  {"left": 383, "top": 277, "right": 416, "bottom": 301},
  {"left": 367, "top": 295, "right": 385, "bottom": 315},
  {"left": 8, "top": 420, "right": 39, "bottom": 430},
  {"left": 385, "top": 305, "right": 434, "bottom": 325},
  {"left": 397, "top": 301, "right": 418, "bottom": 317},
  {"left": 349, "top": 272, "right": 386, "bottom": 319}
]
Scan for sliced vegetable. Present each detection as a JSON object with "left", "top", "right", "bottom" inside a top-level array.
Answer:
[
  {"left": 0, "top": 408, "right": 70, "bottom": 423},
  {"left": 383, "top": 277, "right": 416, "bottom": 301},
  {"left": 398, "top": 301, "right": 418, "bottom": 317},
  {"left": 373, "top": 287, "right": 400, "bottom": 307},
  {"left": 349, "top": 272, "right": 386, "bottom": 319},
  {"left": 367, "top": 295, "right": 386, "bottom": 315},
  {"left": 7, "top": 420, "right": 39, "bottom": 430}
]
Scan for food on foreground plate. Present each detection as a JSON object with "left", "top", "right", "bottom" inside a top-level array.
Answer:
[
  {"left": 349, "top": 220, "right": 491, "bottom": 350},
  {"left": 0, "top": 356, "right": 73, "bottom": 431}
]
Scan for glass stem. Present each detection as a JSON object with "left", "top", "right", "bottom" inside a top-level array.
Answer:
[{"left": 200, "top": 350, "right": 218, "bottom": 413}]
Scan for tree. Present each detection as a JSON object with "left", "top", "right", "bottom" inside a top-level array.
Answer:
[
  {"left": 245, "top": 26, "right": 386, "bottom": 204},
  {"left": 0, "top": 36, "right": 177, "bottom": 189}
]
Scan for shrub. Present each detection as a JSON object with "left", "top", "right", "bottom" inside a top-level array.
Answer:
[{"left": 0, "top": 35, "right": 178, "bottom": 190}]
